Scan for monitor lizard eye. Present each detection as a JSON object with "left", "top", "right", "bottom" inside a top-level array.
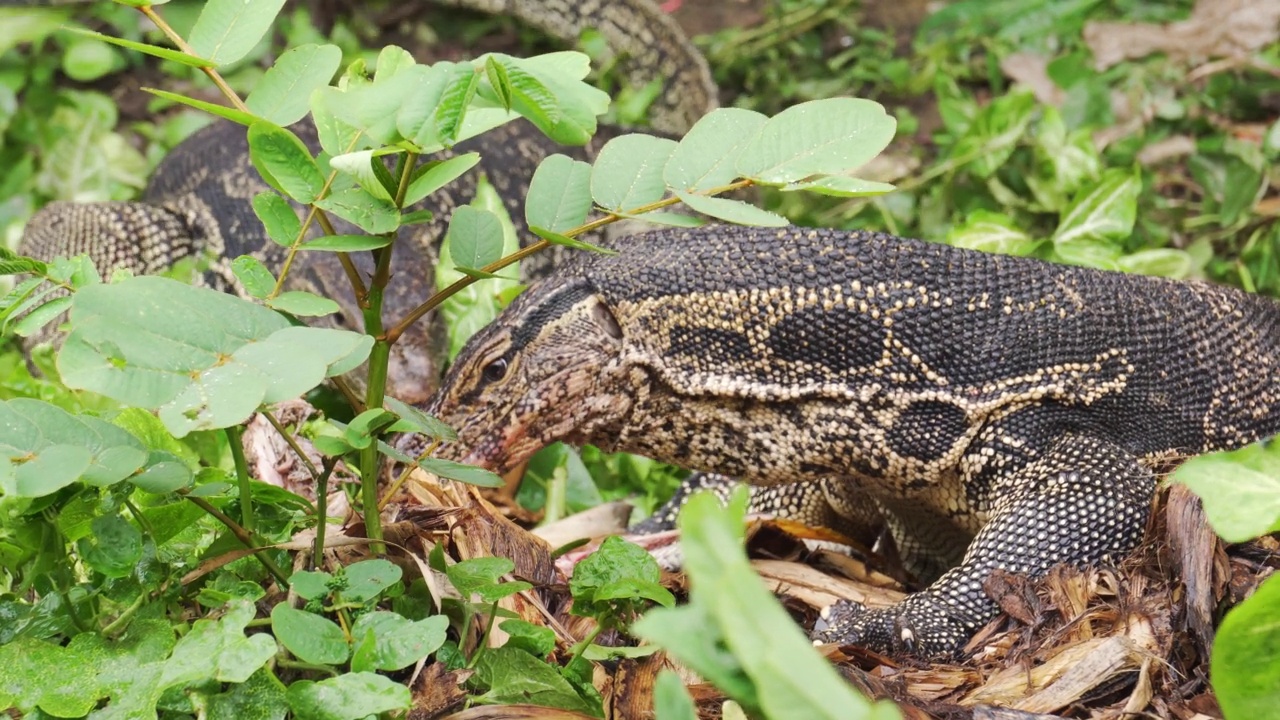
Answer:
[{"left": 480, "top": 357, "right": 509, "bottom": 384}]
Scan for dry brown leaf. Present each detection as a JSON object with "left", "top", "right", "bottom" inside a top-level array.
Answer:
[
  {"left": 1084, "top": 0, "right": 1280, "bottom": 70},
  {"left": 1000, "top": 52, "right": 1064, "bottom": 106}
]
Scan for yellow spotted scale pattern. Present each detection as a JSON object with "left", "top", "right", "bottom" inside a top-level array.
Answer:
[{"left": 428, "top": 224, "right": 1280, "bottom": 656}]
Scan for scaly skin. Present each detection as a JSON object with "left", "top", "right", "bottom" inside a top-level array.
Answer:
[{"left": 426, "top": 224, "right": 1280, "bottom": 656}]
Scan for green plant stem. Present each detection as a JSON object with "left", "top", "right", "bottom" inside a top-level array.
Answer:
[
  {"left": 543, "top": 464, "right": 568, "bottom": 524},
  {"left": 102, "top": 588, "right": 151, "bottom": 637},
  {"left": 312, "top": 459, "right": 337, "bottom": 570},
  {"left": 138, "top": 5, "right": 249, "bottom": 114},
  {"left": 384, "top": 179, "right": 754, "bottom": 344},
  {"left": 466, "top": 599, "right": 503, "bottom": 669},
  {"left": 225, "top": 425, "right": 255, "bottom": 533},
  {"left": 182, "top": 493, "right": 289, "bottom": 586},
  {"left": 567, "top": 623, "right": 605, "bottom": 668},
  {"left": 263, "top": 410, "right": 321, "bottom": 482}
]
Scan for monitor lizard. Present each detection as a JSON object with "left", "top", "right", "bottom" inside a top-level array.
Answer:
[{"left": 423, "top": 224, "right": 1280, "bottom": 657}]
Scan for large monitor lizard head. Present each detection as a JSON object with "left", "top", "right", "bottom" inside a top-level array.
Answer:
[{"left": 426, "top": 277, "right": 635, "bottom": 474}]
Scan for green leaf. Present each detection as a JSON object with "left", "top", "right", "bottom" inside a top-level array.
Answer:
[
  {"left": 248, "top": 122, "right": 326, "bottom": 204},
  {"left": 270, "top": 605, "right": 350, "bottom": 665},
  {"left": 314, "top": 187, "right": 400, "bottom": 234},
  {"left": 484, "top": 56, "right": 513, "bottom": 110},
  {"left": 590, "top": 134, "right": 678, "bottom": 211},
  {"left": 570, "top": 536, "right": 674, "bottom": 619},
  {"left": 446, "top": 556, "right": 531, "bottom": 603},
  {"left": 416, "top": 457, "right": 504, "bottom": 488},
  {"left": 1053, "top": 168, "right": 1140, "bottom": 247},
  {"left": 948, "top": 91, "right": 1036, "bottom": 178},
  {"left": 205, "top": 667, "right": 289, "bottom": 720},
  {"left": 130, "top": 459, "right": 193, "bottom": 494},
  {"left": 143, "top": 88, "right": 260, "bottom": 126},
  {"left": 341, "top": 559, "right": 403, "bottom": 603},
  {"left": 634, "top": 489, "right": 899, "bottom": 720},
  {"left": 0, "top": 257, "right": 46, "bottom": 277},
  {"left": 736, "top": 98, "right": 897, "bottom": 184},
  {"left": 266, "top": 291, "right": 340, "bottom": 317},
  {"left": 77, "top": 513, "right": 143, "bottom": 578},
  {"left": 160, "top": 600, "right": 277, "bottom": 687},
  {"left": 675, "top": 193, "right": 787, "bottom": 227},
  {"left": 245, "top": 43, "right": 342, "bottom": 125},
  {"left": 188, "top": 0, "right": 287, "bottom": 66},
  {"left": 404, "top": 152, "right": 481, "bottom": 206},
  {"left": 526, "top": 154, "right": 593, "bottom": 233},
  {"left": 1175, "top": 445, "right": 1280, "bottom": 543},
  {"left": 231, "top": 256, "right": 276, "bottom": 299},
  {"left": 286, "top": 674, "right": 411, "bottom": 720},
  {"left": 385, "top": 397, "right": 457, "bottom": 441},
  {"left": 251, "top": 191, "right": 302, "bottom": 247},
  {"left": 499, "top": 618, "right": 556, "bottom": 658},
  {"left": 329, "top": 150, "right": 395, "bottom": 202},
  {"left": 654, "top": 670, "right": 699, "bottom": 720},
  {"left": 11, "top": 296, "right": 70, "bottom": 338},
  {"left": 446, "top": 206, "right": 505, "bottom": 270},
  {"left": 529, "top": 226, "right": 616, "bottom": 255},
  {"left": 62, "top": 35, "right": 121, "bottom": 82},
  {"left": 665, "top": 108, "right": 767, "bottom": 192},
  {"left": 302, "top": 234, "right": 393, "bottom": 252},
  {"left": 290, "top": 570, "right": 334, "bottom": 601},
  {"left": 349, "top": 612, "right": 448, "bottom": 671},
  {"left": 343, "top": 408, "right": 399, "bottom": 450},
  {"left": 947, "top": 210, "right": 1041, "bottom": 257},
  {"left": 1116, "top": 248, "right": 1194, "bottom": 279},
  {"left": 434, "top": 65, "right": 480, "bottom": 145},
  {"left": 1212, "top": 574, "right": 1280, "bottom": 720},
  {"left": 64, "top": 27, "right": 214, "bottom": 69},
  {"left": 780, "top": 176, "right": 897, "bottom": 197},
  {"left": 0, "top": 399, "right": 150, "bottom": 497},
  {"left": 488, "top": 53, "right": 610, "bottom": 147},
  {"left": 57, "top": 277, "right": 370, "bottom": 436},
  {"left": 471, "top": 647, "right": 602, "bottom": 716}
]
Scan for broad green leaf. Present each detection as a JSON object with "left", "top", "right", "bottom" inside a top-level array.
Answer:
[
  {"left": 948, "top": 91, "right": 1036, "bottom": 179},
  {"left": 780, "top": 176, "right": 897, "bottom": 197},
  {"left": 143, "top": 88, "right": 260, "bottom": 126},
  {"left": 302, "top": 234, "right": 393, "bottom": 252},
  {"left": 445, "top": 206, "right": 505, "bottom": 270},
  {"left": 396, "top": 63, "right": 463, "bottom": 150},
  {"left": 130, "top": 460, "right": 193, "bottom": 494},
  {"left": 290, "top": 570, "right": 333, "bottom": 601},
  {"left": 665, "top": 108, "right": 767, "bottom": 191},
  {"left": 1212, "top": 574, "right": 1280, "bottom": 720},
  {"left": 434, "top": 65, "right": 481, "bottom": 145},
  {"left": 310, "top": 86, "right": 369, "bottom": 157},
  {"left": 205, "top": 667, "right": 289, "bottom": 720},
  {"left": 247, "top": 122, "right": 326, "bottom": 204},
  {"left": 341, "top": 559, "right": 403, "bottom": 603},
  {"left": 500, "top": 618, "right": 556, "bottom": 658},
  {"left": 231, "top": 256, "right": 275, "bottom": 299},
  {"left": 61, "top": 36, "right": 121, "bottom": 82},
  {"left": 404, "top": 152, "right": 481, "bottom": 206},
  {"left": 349, "top": 612, "right": 448, "bottom": 671},
  {"left": 343, "top": 409, "right": 399, "bottom": 450},
  {"left": 1175, "top": 445, "right": 1280, "bottom": 543},
  {"left": 1116, "top": 248, "right": 1194, "bottom": 279},
  {"left": 266, "top": 291, "right": 340, "bottom": 317},
  {"left": 676, "top": 193, "right": 787, "bottom": 227},
  {"left": 245, "top": 43, "right": 342, "bottom": 125},
  {"left": 484, "top": 55, "right": 513, "bottom": 110},
  {"left": 417, "top": 457, "right": 504, "bottom": 488},
  {"left": 160, "top": 600, "right": 276, "bottom": 687},
  {"left": 57, "top": 277, "right": 370, "bottom": 436},
  {"left": 570, "top": 536, "right": 674, "bottom": 617},
  {"left": 446, "top": 556, "right": 531, "bottom": 603},
  {"left": 1053, "top": 168, "right": 1140, "bottom": 247},
  {"left": 188, "top": 0, "right": 287, "bottom": 66},
  {"left": 385, "top": 397, "right": 457, "bottom": 441},
  {"left": 64, "top": 28, "right": 214, "bottom": 69},
  {"left": 489, "top": 52, "right": 610, "bottom": 147},
  {"left": 0, "top": 398, "right": 149, "bottom": 498},
  {"left": 286, "top": 673, "right": 411, "bottom": 720},
  {"left": 251, "top": 191, "right": 302, "bottom": 247},
  {"left": 526, "top": 154, "right": 593, "bottom": 233},
  {"left": 736, "top": 98, "right": 897, "bottom": 184},
  {"left": 0, "top": 257, "right": 47, "bottom": 277},
  {"left": 636, "top": 489, "right": 901, "bottom": 720},
  {"left": 471, "top": 647, "right": 601, "bottom": 715},
  {"left": 654, "top": 670, "right": 699, "bottom": 720},
  {"left": 270, "top": 606, "right": 349, "bottom": 665},
  {"left": 11, "top": 296, "right": 70, "bottom": 337},
  {"left": 947, "top": 210, "right": 1041, "bottom": 256},
  {"left": 77, "top": 513, "right": 142, "bottom": 578},
  {"left": 315, "top": 187, "right": 399, "bottom": 234},
  {"left": 436, "top": 178, "right": 522, "bottom": 359},
  {"left": 591, "top": 134, "right": 678, "bottom": 211},
  {"left": 329, "top": 149, "right": 395, "bottom": 202}
]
